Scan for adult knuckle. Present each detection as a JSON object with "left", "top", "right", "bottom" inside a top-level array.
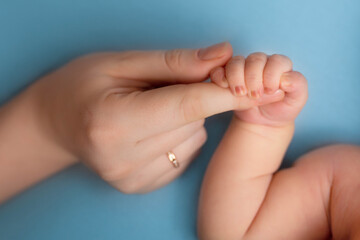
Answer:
[
  {"left": 190, "top": 127, "right": 208, "bottom": 152},
  {"left": 84, "top": 118, "right": 110, "bottom": 149},
  {"left": 81, "top": 104, "right": 122, "bottom": 150},
  {"left": 117, "top": 183, "right": 138, "bottom": 194},
  {"left": 197, "top": 118, "right": 206, "bottom": 127},
  {"left": 77, "top": 52, "right": 119, "bottom": 71},
  {"left": 81, "top": 107, "right": 102, "bottom": 144},
  {"left": 198, "top": 127, "right": 208, "bottom": 144},
  {"left": 107, "top": 50, "right": 144, "bottom": 73},
  {"left": 98, "top": 163, "right": 133, "bottom": 182},
  {"left": 116, "top": 180, "right": 142, "bottom": 194},
  {"left": 114, "top": 50, "right": 140, "bottom": 62},
  {"left": 164, "top": 49, "right": 183, "bottom": 74},
  {"left": 189, "top": 118, "right": 205, "bottom": 130},
  {"left": 179, "top": 86, "right": 204, "bottom": 122}
]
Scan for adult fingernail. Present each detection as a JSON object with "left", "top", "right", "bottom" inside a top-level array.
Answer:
[{"left": 198, "top": 42, "right": 229, "bottom": 60}]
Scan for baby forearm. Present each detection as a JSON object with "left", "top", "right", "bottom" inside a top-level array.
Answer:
[
  {"left": 198, "top": 117, "right": 294, "bottom": 239},
  {"left": 0, "top": 85, "right": 76, "bottom": 204}
]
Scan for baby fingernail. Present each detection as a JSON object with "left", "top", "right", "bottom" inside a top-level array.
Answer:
[
  {"left": 240, "top": 86, "right": 247, "bottom": 96},
  {"left": 198, "top": 42, "right": 229, "bottom": 60},
  {"left": 250, "top": 90, "right": 261, "bottom": 99},
  {"left": 235, "top": 86, "right": 247, "bottom": 96},
  {"left": 281, "top": 73, "right": 292, "bottom": 87},
  {"left": 281, "top": 78, "right": 292, "bottom": 88}
]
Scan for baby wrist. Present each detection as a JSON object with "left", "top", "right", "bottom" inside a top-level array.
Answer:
[{"left": 232, "top": 117, "right": 295, "bottom": 141}]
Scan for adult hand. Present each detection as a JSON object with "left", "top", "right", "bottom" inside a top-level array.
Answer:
[{"left": 0, "top": 42, "right": 284, "bottom": 199}]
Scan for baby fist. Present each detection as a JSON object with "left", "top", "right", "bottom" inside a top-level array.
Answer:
[{"left": 210, "top": 53, "right": 308, "bottom": 126}]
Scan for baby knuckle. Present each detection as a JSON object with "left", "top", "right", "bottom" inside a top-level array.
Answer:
[
  {"left": 289, "top": 71, "right": 307, "bottom": 83},
  {"left": 228, "top": 55, "right": 245, "bottom": 66},
  {"left": 224, "top": 68, "right": 237, "bottom": 81},
  {"left": 210, "top": 67, "right": 224, "bottom": 80},
  {"left": 246, "top": 52, "right": 267, "bottom": 63},
  {"left": 225, "top": 63, "right": 236, "bottom": 74},
  {"left": 226, "top": 59, "right": 242, "bottom": 72},
  {"left": 270, "top": 54, "right": 292, "bottom": 65},
  {"left": 232, "top": 55, "right": 245, "bottom": 61},
  {"left": 263, "top": 71, "right": 276, "bottom": 83},
  {"left": 245, "top": 72, "right": 260, "bottom": 83}
]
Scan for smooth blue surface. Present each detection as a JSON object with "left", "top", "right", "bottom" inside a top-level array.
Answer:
[{"left": 0, "top": 0, "right": 359, "bottom": 239}]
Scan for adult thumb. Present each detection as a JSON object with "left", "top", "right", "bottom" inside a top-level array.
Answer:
[{"left": 109, "top": 42, "right": 233, "bottom": 84}]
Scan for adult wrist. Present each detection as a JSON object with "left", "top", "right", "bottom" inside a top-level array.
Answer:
[{"left": 0, "top": 84, "right": 77, "bottom": 203}]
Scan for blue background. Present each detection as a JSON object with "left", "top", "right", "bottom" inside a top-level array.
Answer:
[{"left": 0, "top": 0, "right": 359, "bottom": 239}]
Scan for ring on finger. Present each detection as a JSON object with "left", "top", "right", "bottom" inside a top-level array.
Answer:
[{"left": 167, "top": 151, "right": 179, "bottom": 169}]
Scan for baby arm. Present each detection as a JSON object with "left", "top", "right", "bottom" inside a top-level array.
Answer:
[
  {"left": 198, "top": 114, "right": 294, "bottom": 239},
  {"left": 197, "top": 53, "right": 309, "bottom": 239}
]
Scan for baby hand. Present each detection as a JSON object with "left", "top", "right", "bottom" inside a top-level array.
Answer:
[{"left": 210, "top": 53, "right": 308, "bottom": 126}]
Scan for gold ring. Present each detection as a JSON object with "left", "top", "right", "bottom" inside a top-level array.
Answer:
[{"left": 167, "top": 151, "right": 179, "bottom": 168}]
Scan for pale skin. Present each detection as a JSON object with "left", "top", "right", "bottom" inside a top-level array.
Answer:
[
  {"left": 2, "top": 44, "right": 358, "bottom": 239},
  {"left": 198, "top": 53, "right": 360, "bottom": 239},
  {"left": 0, "top": 42, "right": 284, "bottom": 204}
]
